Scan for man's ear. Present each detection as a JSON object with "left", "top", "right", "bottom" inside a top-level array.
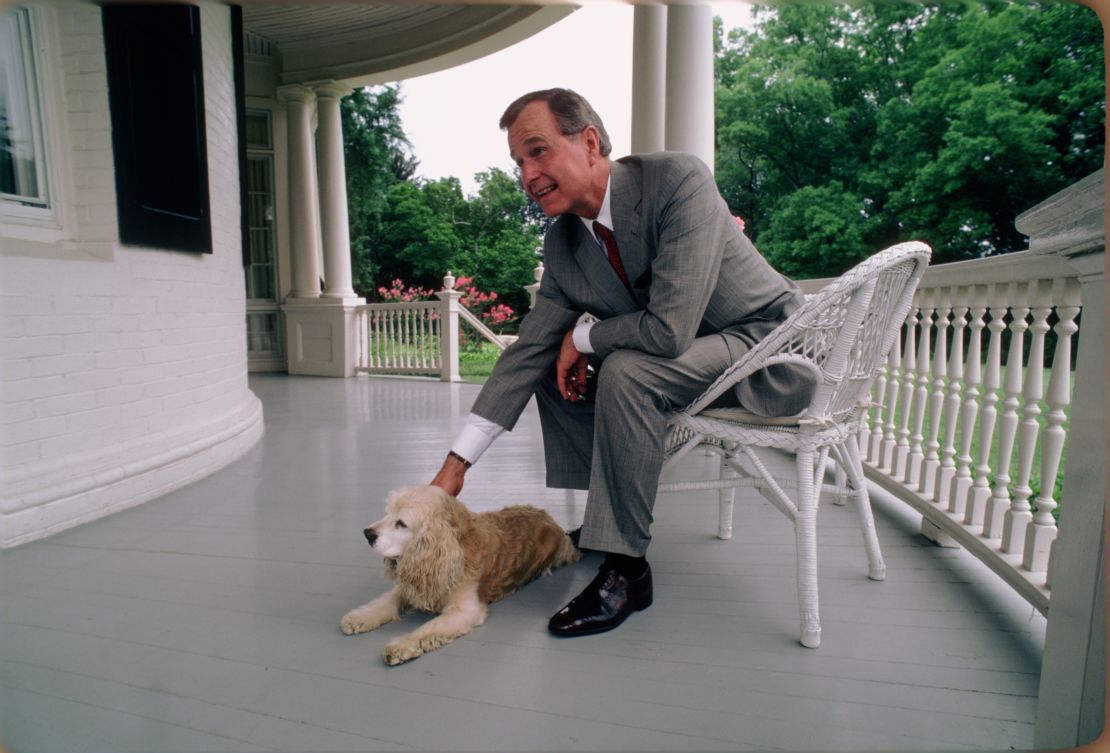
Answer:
[{"left": 582, "top": 125, "right": 602, "bottom": 163}]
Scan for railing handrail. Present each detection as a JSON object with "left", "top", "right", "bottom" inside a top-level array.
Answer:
[
  {"left": 799, "top": 247, "right": 1070, "bottom": 296},
  {"left": 357, "top": 300, "right": 440, "bottom": 313},
  {"left": 457, "top": 305, "right": 511, "bottom": 351}
]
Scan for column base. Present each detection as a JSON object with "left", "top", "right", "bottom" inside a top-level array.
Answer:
[{"left": 283, "top": 297, "right": 366, "bottom": 377}]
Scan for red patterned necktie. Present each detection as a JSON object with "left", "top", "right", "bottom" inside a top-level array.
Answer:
[{"left": 592, "top": 221, "right": 633, "bottom": 294}]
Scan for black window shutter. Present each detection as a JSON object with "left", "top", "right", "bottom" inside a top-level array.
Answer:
[{"left": 103, "top": 5, "right": 212, "bottom": 253}]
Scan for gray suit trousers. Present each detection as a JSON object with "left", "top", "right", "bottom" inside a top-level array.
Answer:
[{"left": 534, "top": 328, "right": 812, "bottom": 557}]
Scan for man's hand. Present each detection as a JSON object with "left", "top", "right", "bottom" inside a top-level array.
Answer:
[
  {"left": 430, "top": 452, "right": 468, "bottom": 497},
  {"left": 556, "top": 329, "right": 589, "bottom": 403}
]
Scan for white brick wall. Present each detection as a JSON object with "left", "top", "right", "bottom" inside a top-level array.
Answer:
[{"left": 0, "top": 3, "right": 264, "bottom": 547}]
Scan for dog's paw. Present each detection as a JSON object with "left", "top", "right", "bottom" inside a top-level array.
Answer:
[
  {"left": 340, "top": 608, "right": 381, "bottom": 635},
  {"left": 383, "top": 639, "right": 423, "bottom": 665}
]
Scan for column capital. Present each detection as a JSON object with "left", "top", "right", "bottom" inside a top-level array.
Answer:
[
  {"left": 310, "top": 80, "right": 353, "bottom": 101},
  {"left": 276, "top": 84, "right": 315, "bottom": 106}
]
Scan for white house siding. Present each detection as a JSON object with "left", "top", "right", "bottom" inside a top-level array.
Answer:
[{"left": 0, "top": 4, "right": 264, "bottom": 547}]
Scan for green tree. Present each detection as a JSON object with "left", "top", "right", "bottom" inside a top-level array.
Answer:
[
  {"left": 453, "top": 168, "right": 543, "bottom": 314},
  {"left": 715, "top": 2, "right": 1104, "bottom": 273},
  {"left": 758, "top": 182, "right": 869, "bottom": 278},
  {"left": 374, "top": 178, "right": 466, "bottom": 291},
  {"left": 342, "top": 85, "right": 417, "bottom": 297}
]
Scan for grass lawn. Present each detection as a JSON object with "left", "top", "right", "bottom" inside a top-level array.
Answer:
[{"left": 459, "top": 342, "right": 502, "bottom": 383}]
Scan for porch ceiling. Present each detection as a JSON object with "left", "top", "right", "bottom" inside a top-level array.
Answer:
[{"left": 241, "top": 4, "right": 576, "bottom": 87}]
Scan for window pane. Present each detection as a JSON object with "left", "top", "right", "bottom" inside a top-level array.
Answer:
[
  {"left": 245, "top": 153, "right": 277, "bottom": 301},
  {"left": 0, "top": 9, "right": 47, "bottom": 206},
  {"left": 246, "top": 312, "right": 282, "bottom": 357},
  {"left": 245, "top": 111, "right": 271, "bottom": 149}
]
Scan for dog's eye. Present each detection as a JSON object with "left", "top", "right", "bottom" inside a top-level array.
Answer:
[{"left": 395, "top": 520, "right": 407, "bottom": 529}]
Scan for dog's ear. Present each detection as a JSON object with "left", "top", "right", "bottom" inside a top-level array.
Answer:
[{"left": 395, "top": 512, "right": 463, "bottom": 600}]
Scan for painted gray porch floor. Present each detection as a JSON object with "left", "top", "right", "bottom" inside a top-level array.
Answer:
[{"left": 1, "top": 374, "right": 1046, "bottom": 753}]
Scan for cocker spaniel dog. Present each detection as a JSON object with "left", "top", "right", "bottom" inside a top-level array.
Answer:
[{"left": 340, "top": 485, "right": 579, "bottom": 665}]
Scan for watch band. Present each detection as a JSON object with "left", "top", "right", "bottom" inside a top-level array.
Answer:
[{"left": 447, "top": 450, "right": 472, "bottom": 469}]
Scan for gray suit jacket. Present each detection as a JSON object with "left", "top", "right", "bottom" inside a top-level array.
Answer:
[{"left": 471, "top": 152, "right": 806, "bottom": 430}]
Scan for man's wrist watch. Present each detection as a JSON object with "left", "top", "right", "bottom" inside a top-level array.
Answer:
[{"left": 447, "top": 450, "right": 472, "bottom": 469}]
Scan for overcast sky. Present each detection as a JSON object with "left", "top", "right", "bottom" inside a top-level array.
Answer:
[{"left": 394, "top": 4, "right": 757, "bottom": 196}]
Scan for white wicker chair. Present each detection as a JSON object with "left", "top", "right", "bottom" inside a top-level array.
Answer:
[{"left": 659, "top": 241, "right": 931, "bottom": 647}]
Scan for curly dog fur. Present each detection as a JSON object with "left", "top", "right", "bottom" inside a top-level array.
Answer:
[{"left": 340, "top": 485, "right": 580, "bottom": 665}]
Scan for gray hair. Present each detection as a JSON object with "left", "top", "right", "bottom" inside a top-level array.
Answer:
[{"left": 499, "top": 88, "right": 612, "bottom": 157}]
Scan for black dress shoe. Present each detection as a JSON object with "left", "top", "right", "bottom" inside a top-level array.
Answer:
[{"left": 548, "top": 561, "right": 653, "bottom": 637}]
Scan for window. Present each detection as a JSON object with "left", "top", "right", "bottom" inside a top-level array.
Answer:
[
  {"left": 102, "top": 5, "right": 211, "bottom": 252},
  {"left": 245, "top": 118, "right": 277, "bottom": 300},
  {"left": 244, "top": 109, "right": 283, "bottom": 364},
  {"left": 1, "top": 9, "right": 50, "bottom": 215}
]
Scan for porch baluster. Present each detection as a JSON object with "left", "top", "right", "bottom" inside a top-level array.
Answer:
[
  {"left": 878, "top": 339, "right": 901, "bottom": 471},
  {"left": 937, "top": 291, "right": 967, "bottom": 508},
  {"left": 894, "top": 302, "right": 918, "bottom": 480},
  {"left": 865, "top": 349, "right": 888, "bottom": 465},
  {"left": 407, "top": 308, "right": 416, "bottom": 368},
  {"left": 984, "top": 284, "right": 1028, "bottom": 539},
  {"left": 1024, "top": 278, "right": 1079, "bottom": 572},
  {"left": 948, "top": 288, "right": 984, "bottom": 517},
  {"left": 906, "top": 292, "right": 933, "bottom": 486},
  {"left": 921, "top": 290, "right": 950, "bottom": 497},
  {"left": 387, "top": 310, "right": 399, "bottom": 369},
  {"left": 966, "top": 287, "right": 1006, "bottom": 529},
  {"left": 419, "top": 306, "right": 430, "bottom": 369},
  {"left": 1003, "top": 280, "right": 1051, "bottom": 555}
]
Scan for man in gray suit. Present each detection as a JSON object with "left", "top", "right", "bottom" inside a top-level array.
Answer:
[{"left": 431, "top": 89, "right": 810, "bottom": 637}]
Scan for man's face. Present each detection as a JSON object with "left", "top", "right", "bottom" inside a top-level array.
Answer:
[{"left": 507, "top": 100, "right": 602, "bottom": 218}]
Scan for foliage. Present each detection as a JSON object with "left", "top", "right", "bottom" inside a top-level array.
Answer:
[
  {"left": 453, "top": 275, "right": 519, "bottom": 333},
  {"left": 374, "top": 178, "right": 466, "bottom": 289},
  {"left": 714, "top": 2, "right": 1104, "bottom": 273},
  {"left": 341, "top": 86, "right": 544, "bottom": 309},
  {"left": 449, "top": 168, "right": 544, "bottom": 315},
  {"left": 342, "top": 85, "right": 418, "bottom": 298}
]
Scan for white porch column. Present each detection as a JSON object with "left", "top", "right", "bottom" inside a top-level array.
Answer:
[
  {"left": 632, "top": 5, "right": 667, "bottom": 154},
  {"left": 278, "top": 84, "right": 322, "bottom": 300},
  {"left": 313, "top": 80, "right": 359, "bottom": 300},
  {"left": 664, "top": 5, "right": 715, "bottom": 169}
]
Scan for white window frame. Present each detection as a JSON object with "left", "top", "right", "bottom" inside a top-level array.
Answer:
[{"left": 1, "top": 8, "right": 55, "bottom": 226}]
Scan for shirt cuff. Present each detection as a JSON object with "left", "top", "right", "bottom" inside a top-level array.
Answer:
[
  {"left": 572, "top": 321, "right": 595, "bottom": 354},
  {"left": 451, "top": 414, "right": 505, "bottom": 465}
]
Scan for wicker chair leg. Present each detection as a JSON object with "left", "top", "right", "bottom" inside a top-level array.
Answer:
[
  {"left": 842, "top": 436, "right": 887, "bottom": 581},
  {"left": 718, "top": 461, "right": 737, "bottom": 540},
  {"left": 794, "top": 448, "right": 821, "bottom": 648},
  {"left": 833, "top": 461, "right": 849, "bottom": 506}
]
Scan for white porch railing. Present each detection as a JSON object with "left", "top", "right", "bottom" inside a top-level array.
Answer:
[
  {"left": 831, "top": 248, "right": 1078, "bottom": 614},
  {"left": 354, "top": 273, "right": 515, "bottom": 381},
  {"left": 797, "top": 170, "right": 1103, "bottom": 622}
]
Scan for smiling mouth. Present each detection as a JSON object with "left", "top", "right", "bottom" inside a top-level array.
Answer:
[{"left": 534, "top": 184, "right": 556, "bottom": 199}]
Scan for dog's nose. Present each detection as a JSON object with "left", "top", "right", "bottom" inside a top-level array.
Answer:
[{"left": 364, "top": 528, "right": 377, "bottom": 546}]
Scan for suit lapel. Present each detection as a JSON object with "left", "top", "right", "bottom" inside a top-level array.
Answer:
[
  {"left": 569, "top": 220, "right": 635, "bottom": 315},
  {"left": 609, "top": 160, "right": 642, "bottom": 260},
  {"left": 609, "top": 161, "right": 649, "bottom": 307}
]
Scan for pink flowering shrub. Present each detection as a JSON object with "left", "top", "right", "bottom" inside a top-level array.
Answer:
[
  {"left": 377, "top": 279, "right": 433, "bottom": 302},
  {"left": 452, "top": 276, "right": 519, "bottom": 334}
]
